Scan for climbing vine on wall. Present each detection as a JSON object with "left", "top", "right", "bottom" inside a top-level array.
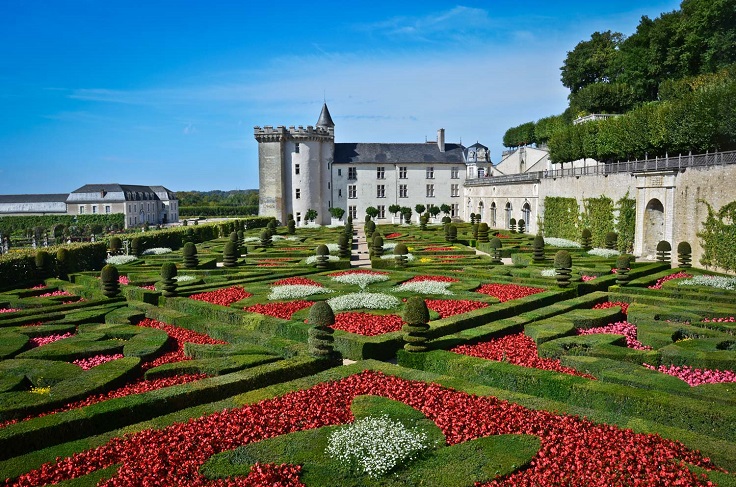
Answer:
[
  {"left": 616, "top": 192, "right": 636, "bottom": 253},
  {"left": 581, "top": 196, "right": 615, "bottom": 248},
  {"left": 543, "top": 196, "right": 580, "bottom": 240},
  {"left": 698, "top": 201, "right": 736, "bottom": 271}
]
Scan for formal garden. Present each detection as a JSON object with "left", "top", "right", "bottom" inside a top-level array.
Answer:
[{"left": 0, "top": 216, "right": 734, "bottom": 486}]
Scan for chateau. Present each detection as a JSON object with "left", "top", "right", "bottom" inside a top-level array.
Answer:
[{"left": 257, "top": 105, "right": 736, "bottom": 268}]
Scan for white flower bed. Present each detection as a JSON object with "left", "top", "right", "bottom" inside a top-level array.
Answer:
[
  {"left": 326, "top": 223, "right": 345, "bottom": 228},
  {"left": 327, "top": 292, "right": 400, "bottom": 311},
  {"left": 679, "top": 274, "right": 736, "bottom": 290},
  {"left": 381, "top": 253, "right": 415, "bottom": 261},
  {"left": 105, "top": 255, "right": 138, "bottom": 265},
  {"left": 540, "top": 268, "right": 557, "bottom": 277},
  {"left": 588, "top": 248, "right": 620, "bottom": 258},
  {"left": 396, "top": 280, "right": 454, "bottom": 295},
  {"left": 543, "top": 237, "right": 581, "bottom": 248},
  {"left": 382, "top": 242, "right": 397, "bottom": 251},
  {"left": 326, "top": 415, "right": 431, "bottom": 478},
  {"left": 326, "top": 243, "right": 340, "bottom": 253},
  {"left": 268, "top": 284, "right": 334, "bottom": 300},
  {"left": 303, "top": 222, "right": 321, "bottom": 228},
  {"left": 330, "top": 273, "right": 389, "bottom": 290},
  {"left": 141, "top": 247, "right": 172, "bottom": 255},
  {"left": 271, "top": 235, "right": 285, "bottom": 241},
  {"left": 304, "top": 255, "right": 340, "bottom": 265},
  {"left": 175, "top": 275, "right": 197, "bottom": 283},
  {"left": 243, "top": 237, "right": 260, "bottom": 243}
]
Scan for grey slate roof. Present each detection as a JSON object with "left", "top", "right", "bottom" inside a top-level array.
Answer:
[
  {"left": 0, "top": 194, "right": 69, "bottom": 203},
  {"left": 70, "top": 184, "right": 155, "bottom": 194},
  {"left": 316, "top": 103, "right": 335, "bottom": 128},
  {"left": 334, "top": 143, "right": 466, "bottom": 164}
]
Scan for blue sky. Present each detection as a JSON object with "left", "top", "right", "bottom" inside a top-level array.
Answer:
[{"left": 0, "top": 0, "right": 682, "bottom": 193}]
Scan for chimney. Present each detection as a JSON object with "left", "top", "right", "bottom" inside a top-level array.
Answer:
[{"left": 437, "top": 128, "right": 445, "bottom": 152}]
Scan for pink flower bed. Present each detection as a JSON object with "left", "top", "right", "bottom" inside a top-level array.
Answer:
[
  {"left": 577, "top": 321, "right": 652, "bottom": 350},
  {"left": 6, "top": 370, "right": 719, "bottom": 487},
  {"left": 581, "top": 275, "right": 597, "bottom": 282},
  {"left": 648, "top": 272, "right": 693, "bottom": 290},
  {"left": 476, "top": 283, "right": 545, "bottom": 302},
  {"left": 73, "top": 354, "right": 124, "bottom": 370},
  {"left": 140, "top": 284, "right": 157, "bottom": 290},
  {"left": 592, "top": 301, "right": 630, "bottom": 315},
  {"left": 37, "top": 290, "right": 73, "bottom": 297},
  {"left": 118, "top": 275, "right": 130, "bottom": 285},
  {"left": 189, "top": 286, "right": 252, "bottom": 306},
  {"left": 402, "top": 275, "right": 459, "bottom": 284},
  {"left": 643, "top": 363, "right": 736, "bottom": 387},
  {"left": 272, "top": 277, "right": 322, "bottom": 287},
  {"left": 0, "top": 308, "right": 20, "bottom": 313},
  {"left": 452, "top": 333, "right": 595, "bottom": 379},
  {"left": 29, "top": 333, "right": 74, "bottom": 347},
  {"left": 331, "top": 312, "right": 403, "bottom": 336},
  {"left": 703, "top": 316, "right": 736, "bottom": 323}
]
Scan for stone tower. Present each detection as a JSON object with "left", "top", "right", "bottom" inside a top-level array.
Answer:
[{"left": 255, "top": 104, "right": 335, "bottom": 225}]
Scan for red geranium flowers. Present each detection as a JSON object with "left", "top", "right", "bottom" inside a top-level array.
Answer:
[
  {"left": 476, "top": 283, "right": 544, "bottom": 302},
  {"left": 246, "top": 301, "right": 313, "bottom": 320},
  {"left": 189, "top": 286, "right": 252, "bottom": 306},
  {"left": 331, "top": 312, "right": 404, "bottom": 336},
  {"left": 425, "top": 299, "right": 488, "bottom": 318}
]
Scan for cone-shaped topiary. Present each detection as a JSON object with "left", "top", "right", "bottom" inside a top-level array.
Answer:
[
  {"left": 130, "top": 237, "right": 141, "bottom": 257},
  {"left": 615, "top": 254, "right": 631, "bottom": 286},
  {"left": 100, "top": 264, "right": 120, "bottom": 297},
  {"left": 656, "top": 240, "right": 672, "bottom": 263},
  {"left": 447, "top": 224, "right": 458, "bottom": 243},
  {"left": 267, "top": 219, "right": 277, "bottom": 232},
  {"left": 260, "top": 229, "right": 272, "bottom": 248},
  {"left": 517, "top": 219, "right": 526, "bottom": 234},
  {"left": 477, "top": 222, "right": 489, "bottom": 243},
  {"left": 677, "top": 241, "right": 692, "bottom": 268},
  {"left": 532, "top": 234, "right": 546, "bottom": 263},
  {"left": 35, "top": 250, "right": 51, "bottom": 274},
  {"left": 394, "top": 243, "right": 409, "bottom": 268},
  {"left": 287, "top": 219, "right": 296, "bottom": 235},
  {"left": 490, "top": 236, "right": 503, "bottom": 264},
  {"left": 472, "top": 223, "right": 479, "bottom": 240},
  {"left": 554, "top": 250, "right": 573, "bottom": 288},
  {"left": 56, "top": 248, "right": 69, "bottom": 280},
  {"left": 580, "top": 228, "right": 592, "bottom": 251},
  {"left": 160, "top": 262, "right": 178, "bottom": 297},
  {"left": 605, "top": 232, "right": 618, "bottom": 250},
  {"left": 182, "top": 242, "right": 199, "bottom": 268},
  {"left": 315, "top": 244, "right": 329, "bottom": 269},
  {"left": 372, "top": 235, "right": 384, "bottom": 257},
  {"left": 308, "top": 301, "right": 335, "bottom": 358},
  {"left": 338, "top": 234, "right": 350, "bottom": 258},
  {"left": 109, "top": 237, "right": 122, "bottom": 255},
  {"left": 419, "top": 215, "right": 428, "bottom": 231},
  {"left": 402, "top": 296, "right": 430, "bottom": 352},
  {"left": 223, "top": 241, "right": 238, "bottom": 267},
  {"left": 509, "top": 218, "right": 517, "bottom": 233},
  {"left": 237, "top": 230, "right": 244, "bottom": 248}
]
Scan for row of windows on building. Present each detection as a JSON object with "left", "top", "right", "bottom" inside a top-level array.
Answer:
[
  {"left": 79, "top": 205, "right": 112, "bottom": 214},
  {"left": 296, "top": 166, "right": 463, "bottom": 180},
  {"left": 344, "top": 204, "right": 460, "bottom": 220},
  {"left": 477, "top": 202, "right": 532, "bottom": 228},
  {"left": 293, "top": 183, "right": 461, "bottom": 201}
]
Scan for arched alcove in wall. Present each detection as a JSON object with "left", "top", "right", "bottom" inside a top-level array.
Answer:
[
  {"left": 643, "top": 198, "right": 665, "bottom": 256},
  {"left": 490, "top": 202, "right": 497, "bottom": 228},
  {"left": 505, "top": 202, "right": 512, "bottom": 229},
  {"left": 478, "top": 201, "right": 484, "bottom": 221},
  {"left": 522, "top": 202, "right": 531, "bottom": 230}
]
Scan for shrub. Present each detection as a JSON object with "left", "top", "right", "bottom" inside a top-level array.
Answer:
[
  {"left": 446, "top": 224, "right": 457, "bottom": 243},
  {"left": 581, "top": 228, "right": 592, "bottom": 250},
  {"left": 490, "top": 237, "right": 503, "bottom": 264},
  {"left": 182, "top": 242, "right": 199, "bottom": 268},
  {"left": 509, "top": 218, "right": 517, "bottom": 233},
  {"left": 338, "top": 234, "right": 350, "bottom": 258},
  {"left": 518, "top": 219, "right": 526, "bottom": 234},
  {"left": 56, "top": 248, "right": 69, "bottom": 280},
  {"left": 604, "top": 232, "right": 618, "bottom": 250},
  {"left": 287, "top": 219, "right": 296, "bottom": 235},
  {"left": 307, "top": 302, "right": 335, "bottom": 358},
  {"left": 477, "top": 223, "right": 489, "bottom": 243},
  {"left": 403, "top": 296, "right": 430, "bottom": 352},
  {"left": 109, "top": 237, "right": 122, "bottom": 255},
  {"left": 656, "top": 240, "right": 672, "bottom": 263},
  {"left": 532, "top": 235, "right": 546, "bottom": 263},
  {"left": 160, "top": 262, "right": 178, "bottom": 297},
  {"left": 372, "top": 235, "right": 384, "bottom": 257},
  {"left": 315, "top": 244, "right": 330, "bottom": 269},
  {"left": 394, "top": 243, "right": 409, "bottom": 268},
  {"left": 615, "top": 254, "right": 631, "bottom": 286},
  {"left": 441, "top": 216, "right": 451, "bottom": 224},
  {"left": 130, "top": 237, "right": 141, "bottom": 256},
  {"left": 34, "top": 250, "right": 51, "bottom": 274},
  {"left": 554, "top": 250, "right": 572, "bottom": 288},
  {"left": 223, "top": 241, "right": 238, "bottom": 267},
  {"left": 100, "top": 264, "right": 120, "bottom": 297},
  {"left": 677, "top": 241, "right": 692, "bottom": 268},
  {"left": 260, "top": 229, "right": 272, "bottom": 247}
]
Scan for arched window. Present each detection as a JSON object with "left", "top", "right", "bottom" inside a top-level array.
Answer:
[
  {"left": 505, "top": 202, "right": 512, "bottom": 229},
  {"left": 522, "top": 202, "right": 531, "bottom": 230},
  {"left": 478, "top": 201, "right": 484, "bottom": 221},
  {"left": 490, "top": 202, "right": 497, "bottom": 228}
]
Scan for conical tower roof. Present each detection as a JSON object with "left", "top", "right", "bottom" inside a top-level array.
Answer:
[{"left": 316, "top": 103, "right": 334, "bottom": 128}]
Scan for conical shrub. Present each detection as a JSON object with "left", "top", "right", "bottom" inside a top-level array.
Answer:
[
  {"left": 581, "top": 228, "right": 592, "bottom": 251},
  {"left": 308, "top": 302, "right": 335, "bottom": 359},
  {"left": 554, "top": 250, "right": 573, "bottom": 288},
  {"left": 402, "top": 296, "right": 430, "bottom": 353},
  {"left": 223, "top": 241, "right": 238, "bottom": 267},
  {"left": 100, "top": 264, "right": 120, "bottom": 297},
  {"left": 532, "top": 235, "right": 545, "bottom": 263},
  {"left": 160, "top": 262, "right": 178, "bottom": 297},
  {"left": 182, "top": 242, "right": 198, "bottom": 268},
  {"left": 615, "top": 254, "right": 631, "bottom": 286}
]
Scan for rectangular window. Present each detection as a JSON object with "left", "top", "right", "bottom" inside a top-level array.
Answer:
[
  {"left": 294, "top": 143, "right": 300, "bottom": 153},
  {"left": 478, "top": 168, "right": 485, "bottom": 178},
  {"left": 451, "top": 166, "right": 459, "bottom": 179},
  {"left": 399, "top": 184, "right": 408, "bottom": 198},
  {"left": 338, "top": 168, "right": 342, "bottom": 176},
  {"left": 295, "top": 164, "right": 300, "bottom": 175},
  {"left": 451, "top": 203, "right": 459, "bottom": 217},
  {"left": 399, "top": 166, "right": 407, "bottom": 179},
  {"left": 348, "top": 185, "right": 357, "bottom": 199},
  {"left": 338, "top": 189, "right": 342, "bottom": 197},
  {"left": 376, "top": 185, "right": 385, "bottom": 198},
  {"left": 79, "top": 205, "right": 84, "bottom": 214},
  {"left": 377, "top": 205, "right": 386, "bottom": 219},
  {"left": 348, "top": 167, "right": 357, "bottom": 180},
  {"left": 426, "top": 166, "right": 434, "bottom": 179},
  {"left": 348, "top": 205, "right": 357, "bottom": 220},
  {"left": 451, "top": 184, "right": 459, "bottom": 197},
  {"left": 295, "top": 188, "right": 301, "bottom": 199},
  {"left": 105, "top": 205, "right": 111, "bottom": 214},
  {"left": 376, "top": 166, "right": 385, "bottom": 179},
  {"left": 92, "top": 205, "right": 97, "bottom": 214},
  {"left": 426, "top": 184, "right": 435, "bottom": 197}
]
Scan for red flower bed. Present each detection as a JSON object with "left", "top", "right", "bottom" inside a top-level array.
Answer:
[
  {"left": 476, "top": 283, "right": 544, "bottom": 302},
  {"left": 137, "top": 318, "right": 227, "bottom": 370},
  {"left": 328, "top": 269, "right": 389, "bottom": 277},
  {"left": 272, "top": 277, "right": 322, "bottom": 287},
  {"left": 402, "top": 275, "right": 459, "bottom": 284},
  {"left": 592, "top": 301, "right": 630, "bottom": 315},
  {"left": 648, "top": 272, "right": 693, "bottom": 290},
  {"left": 424, "top": 246, "right": 455, "bottom": 252},
  {"left": 258, "top": 258, "right": 294, "bottom": 263},
  {"left": 577, "top": 321, "right": 651, "bottom": 350},
  {"left": 384, "top": 233, "right": 402, "bottom": 239},
  {"left": 452, "top": 333, "right": 595, "bottom": 379},
  {"left": 6, "top": 371, "right": 718, "bottom": 487},
  {"left": 189, "top": 286, "right": 252, "bottom": 306},
  {"left": 30, "top": 332, "right": 74, "bottom": 347},
  {"left": 331, "top": 312, "right": 403, "bottom": 336},
  {"left": 425, "top": 299, "right": 489, "bottom": 318},
  {"left": 245, "top": 301, "right": 313, "bottom": 320},
  {"left": 73, "top": 354, "right": 124, "bottom": 370}
]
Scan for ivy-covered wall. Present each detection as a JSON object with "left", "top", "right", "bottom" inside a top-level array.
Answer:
[
  {"left": 698, "top": 201, "right": 736, "bottom": 272},
  {"left": 581, "top": 196, "right": 615, "bottom": 248},
  {"left": 542, "top": 197, "right": 580, "bottom": 240},
  {"left": 616, "top": 193, "right": 636, "bottom": 253}
]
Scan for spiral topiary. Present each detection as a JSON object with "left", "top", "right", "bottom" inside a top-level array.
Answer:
[
  {"left": 472, "top": 223, "right": 479, "bottom": 241},
  {"left": 100, "top": 264, "right": 120, "bottom": 297},
  {"left": 554, "top": 250, "right": 573, "bottom": 288},
  {"left": 517, "top": 219, "right": 526, "bottom": 234},
  {"left": 372, "top": 235, "right": 384, "bottom": 257},
  {"left": 315, "top": 244, "right": 329, "bottom": 269},
  {"left": 364, "top": 220, "right": 375, "bottom": 240},
  {"left": 394, "top": 242, "right": 409, "bottom": 268},
  {"left": 307, "top": 301, "right": 335, "bottom": 358},
  {"left": 338, "top": 234, "right": 350, "bottom": 258},
  {"left": 402, "top": 296, "right": 430, "bottom": 353},
  {"left": 160, "top": 262, "right": 178, "bottom": 297},
  {"left": 581, "top": 228, "right": 593, "bottom": 251},
  {"left": 532, "top": 234, "right": 546, "bottom": 263},
  {"left": 677, "top": 241, "right": 692, "bottom": 268},
  {"left": 615, "top": 254, "right": 631, "bottom": 286},
  {"left": 182, "top": 242, "right": 198, "bottom": 268},
  {"left": 109, "top": 237, "right": 122, "bottom": 255},
  {"left": 130, "top": 237, "right": 141, "bottom": 257},
  {"left": 287, "top": 219, "right": 296, "bottom": 235},
  {"left": 260, "top": 229, "right": 272, "bottom": 248},
  {"left": 267, "top": 219, "right": 277, "bottom": 232},
  {"left": 509, "top": 218, "right": 517, "bottom": 233},
  {"left": 477, "top": 222, "right": 489, "bottom": 243},
  {"left": 237, "top": 230, "right": 245, "bottom": 248},
  {"left": 605, "top": 232, "right": 618, "bottom": 250},
  {"left": 223, "top": 241, "right": 238, "bottom": 267},
  {"left": 419, "top": 215, "right": 428, "bottom": 231},
  {"left": 56, "top": 248, "right": 70, "bottom": 280},
  {"left": 446, "top": 224, "right": 457, "bottom": 243},
  {"left": 35, "top": 250, "right": 51, "bottom": 275},
  {"left": 490, "top": 236, "right": 503, "bottom": 264},
  {"left": 656, "top": 240, "right": 672, "bottom": 263}
]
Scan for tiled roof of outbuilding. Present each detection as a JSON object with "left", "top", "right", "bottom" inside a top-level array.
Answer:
[{"left": 334, "top": 143, "right": 466, "bottom": 164}]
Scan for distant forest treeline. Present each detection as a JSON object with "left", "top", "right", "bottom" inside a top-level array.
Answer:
[{"left": 178, "top": 189, "right": 259, "bottom": 217}]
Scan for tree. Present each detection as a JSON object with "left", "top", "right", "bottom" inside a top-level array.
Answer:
[
  {"left": 415, "top": 204, "right": 426, "bottom": 215},
  {"left": 503, "top": 121, "right": 537, "bottom": 148},
  {"left": 428, "top": 205, "right": 441, "bottom": 218},
  {"left": 389, "top": 204, "right": 401, "bottom": 216},
  {"left": 329, "top": 207, "right": 345, "bottom": 221},
  {"left": 440, "top": 204, "right": 451, "bottom": 216},
  {"left": 365, "top": 206, "right": 379, "bottom": 220},
  {"left": 560, "top": 30, "right": 624, "bottom": 95},
  {"left": 305, "top": 209, "right": 318, "bottom": 222},
  {"left": 400, "top": 207, "right": 412, "bottom": 224}
]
